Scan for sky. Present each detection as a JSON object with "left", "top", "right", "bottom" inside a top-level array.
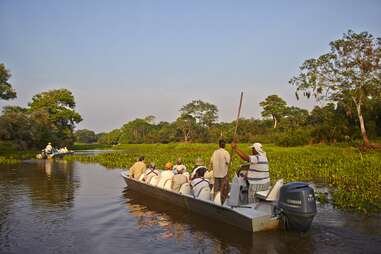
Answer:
[{"left": 1, "top": 0, "right": 380, "bottom": 133}]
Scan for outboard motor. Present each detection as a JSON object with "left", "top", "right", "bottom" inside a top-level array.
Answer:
[{"left": 278, "top": 182, "right": 317, "bottom": 232}]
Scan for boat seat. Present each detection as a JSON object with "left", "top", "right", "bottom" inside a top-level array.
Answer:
[
  {"left": 255, "top": 179, "right": 284, "bottom": 201},
  {"left": 179, "top": 182, "right": 191, "bottom": 195},
  {"left": 149, "top": 176, "right": 160, "bottom": 186},
  {"left": 163, "top": 179, "right": 173, "bottom": 190},
  {"left": 197, "top": 186, "right": 211, "bottom": 201}
]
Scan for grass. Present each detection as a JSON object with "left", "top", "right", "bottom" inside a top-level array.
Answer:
[
  {"left": 64, "top": 143, "right": 381, "bottom": 213},
  {"left": 70, "top": 143, "right": 113, "bottom": 151},
  {"left": 0, "top": 142, "right": 37, "bottom": 165}
]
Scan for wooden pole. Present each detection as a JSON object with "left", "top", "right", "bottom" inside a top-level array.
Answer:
[
  {"left": 232, "top": 92, "right": 243, "bottom": 144},
  {"left": 219, "top": 92, "right": 243, "bottom": 203}
]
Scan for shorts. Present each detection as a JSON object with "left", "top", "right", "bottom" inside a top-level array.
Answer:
[{"left": 248, "top": 182, "right": 270, "bottom": 203}]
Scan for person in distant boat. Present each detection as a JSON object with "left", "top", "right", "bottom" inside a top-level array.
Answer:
[
  {"left": 129, "top": 156, "right": 146, "bottom": 180},
  {"left": 231, "top": 142, "right": 270, "bottom": 203},
  {"left": 190, "top": 167, "right": 210, "bottom": 197},
  {"left": 171, "top": 165, "right": 188, "bottom": 192},
  {"left": 45, "top": 142, "right": 53, "bottom": 154},
  {"left": 191, "top": 157, "right": 207, "bottom": 179},
  {"left": 210, "top": 139, "right": 230, "bottom": 202},
  {"left": 142, "top": 162, "right": 160, "bottom": 183}
]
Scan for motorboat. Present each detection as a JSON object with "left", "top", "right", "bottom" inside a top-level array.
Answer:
[
  {"left": 121, "top": 169, "right": 317, "bottom": 233},
  {"left": 36, "top": 150, "right": 74, "bottom": 159}
]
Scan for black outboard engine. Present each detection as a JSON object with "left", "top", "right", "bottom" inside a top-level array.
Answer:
[{"left": 278, "top": 182, "right": 317, "bottom": 232}]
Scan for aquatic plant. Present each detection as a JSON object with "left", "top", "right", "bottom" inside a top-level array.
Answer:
[{"left": 65, "top": 143, "right": 381, "bottom": 213}]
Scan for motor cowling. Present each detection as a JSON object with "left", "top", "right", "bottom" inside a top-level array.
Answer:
[{"left": 277, "top": 182, "right": 317, "bottom": 232}]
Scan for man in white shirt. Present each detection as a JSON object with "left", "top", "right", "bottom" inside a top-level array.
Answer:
[{"left": 210, "top": 139, "right": 230, "bottom": 202}]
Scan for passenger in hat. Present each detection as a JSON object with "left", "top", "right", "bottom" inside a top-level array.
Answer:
[
  {"left": 231, "top": 142, "right": 270, "bottom": 204},
  {"left": 190, "top": 167, "right": 210, "bottom": 198},
  {"left": 173, "top": 158, "right": 186, "bottom": 175},
  {"left": 157, "top": 162, "right": 174, "bottom": 188},
  {"left": 191, "top": 157, "right": 207, "bottom": 179},
  {"left": 171, "top": 163, "right": 189, "bottom": 192}
]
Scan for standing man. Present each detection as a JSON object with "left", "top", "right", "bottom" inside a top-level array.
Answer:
[
  {"left": 210, "top": 139, "right": 230, "bottom": 202},
  {"left": 231, "top": 142, "right": 270, "bottom": 204},
  {"left": 128, "top": 156, "right": 146, "bottom": 180}
]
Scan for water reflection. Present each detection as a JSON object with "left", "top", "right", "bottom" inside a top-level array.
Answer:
[
  {"left": 1, "top": 161, "right": 380, "bottom": 254},
  {"left": 122, "top": 188, "right": 317, "bottom": 254}
]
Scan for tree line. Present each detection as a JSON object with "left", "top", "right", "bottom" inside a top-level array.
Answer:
[{"left": 1, "top": 30, "right": 380, "bottom": 148}]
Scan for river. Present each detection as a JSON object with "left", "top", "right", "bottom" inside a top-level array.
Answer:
[{"left": 0, "top": 159, "right": 380, "bottom": 254}]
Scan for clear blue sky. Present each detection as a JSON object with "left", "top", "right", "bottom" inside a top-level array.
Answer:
[{"left": 1, "top": 0, "right": 380, "bottom": 132}]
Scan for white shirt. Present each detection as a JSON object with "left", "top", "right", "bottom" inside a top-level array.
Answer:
[
  {"left": 210, "top": 148, "right": 230, "bottom": 178},
  {"left": 157, "top": 170, "right": 174, "bottom": 188},
  {"left": 191, "top": 178, "right": 210, "bottom": 197}
]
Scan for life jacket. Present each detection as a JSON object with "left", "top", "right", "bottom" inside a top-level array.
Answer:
[{"left": 247, "top": 154, "right": 270, "bottom": 185}]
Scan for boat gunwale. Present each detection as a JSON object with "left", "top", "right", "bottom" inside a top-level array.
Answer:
[{"left": 120, "top": 171, "right": 271, "bottom": 219}]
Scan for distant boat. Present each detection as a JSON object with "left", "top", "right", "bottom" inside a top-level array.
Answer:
[
  {"left": 121, "top": 171, "right": 317, "bottom": 233},
  {"left": 36, "top": 150, "right": 74, "bottom": 159}
]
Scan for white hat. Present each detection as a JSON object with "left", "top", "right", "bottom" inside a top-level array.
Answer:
[{"left": 250, "top": 143, "right": 265, "bottom": 154}]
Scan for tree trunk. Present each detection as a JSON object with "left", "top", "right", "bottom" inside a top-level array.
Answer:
[
  {"left": 272, "top": 115, "right": 277, "bottom": 129},
  {"left": 184, "top": 132, "right": 188, "bottom": 143},
  {"left": 355, "top": 101, "right": 370, "bottom": 146}
]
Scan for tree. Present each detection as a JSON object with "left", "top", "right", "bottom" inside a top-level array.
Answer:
[
  {"left": 259, "top": 95, "right": 288, "bottom": 128},
  {"left": 283, "top": 106, "right": 309, "bottom": 129},
  {"left": 0, "top": 63, "right": 16, "bottom": 100},
  {"left": 74, "top": 129, "right": 97, "bottom": 143},
  {"left": 175, "top": 114, "right": 196, "bottom": 142},
  {"left": 180, "top": 100, "right": 218, "bottom": 127},
  {"left": 98, "top": 129, "right": 121, "bottom": 145},
  {"left": 290, "top": 30, "right": 381, "bottom": 146},
  {"left": 28, "top": 89, "right": 82, "bottom": 147}
]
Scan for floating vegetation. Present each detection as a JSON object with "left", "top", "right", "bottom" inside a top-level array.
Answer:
[
  {"left": 65, "top": 143, "right": 381, "bottom": 213},
  {"left": 0, "top": 156, "right": 20, "bottom": 165}
]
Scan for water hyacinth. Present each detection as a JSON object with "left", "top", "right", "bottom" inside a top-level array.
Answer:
[{"left": 65, "top": 143, "right": 381, "bottom": 213}]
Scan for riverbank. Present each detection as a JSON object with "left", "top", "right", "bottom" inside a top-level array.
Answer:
[{"left": 64, "top": 143, "right": 381, "bottom": 213}]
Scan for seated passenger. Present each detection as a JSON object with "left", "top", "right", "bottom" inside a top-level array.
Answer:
[
  {"left": 157, "top": 162, "right": 174, "bottom": 188},
  {"left": 143, "top": 163, "right": 160, "bottom": 183},
  {"left": 171, "top": 166, "right": 188, "bottom": 192},
  {"left": 191, "top": 167, "right": 210, "bottom": 198},
  {"left": 45, "top": 142, "right": 53, "bottom": 154},
  {"left": 172, "top": 158, "right": 186, "bottom": 175},
  {"left": 128, "top": 156, "right": 147, "bottom": 180},
  {"left": 190, "top": 157, "right": 207, "bottom": 179}
]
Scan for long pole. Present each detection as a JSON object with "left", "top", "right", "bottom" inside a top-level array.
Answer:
[
  {"left": 232, "top": 92, "right": 243, "bottom": 144},
  {"left": 218, "top": 92, "right": 243, "bottom": 203}
]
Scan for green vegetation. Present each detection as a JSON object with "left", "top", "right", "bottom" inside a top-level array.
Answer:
[
  {"left": 290, "top": 30, "right": 381, "bottom": 146},
  {"left": 70, "top": 143, "right": 112, "bottom": 150},
  {"left": 65, "top": 143, "right": 381, "bottom": 213},
  {"left": 0, "top": 88, "right": 82, "bottom": 149},
  {"left": 0, "top": 142, "right": 37, "bottom": 164},
  {"left": 0, "top": 63, "right": 17, "bottom": 100}
]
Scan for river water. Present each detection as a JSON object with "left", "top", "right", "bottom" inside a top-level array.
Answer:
[{"left": 0, "top": 160, "right": 380, "bottom": 254}]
